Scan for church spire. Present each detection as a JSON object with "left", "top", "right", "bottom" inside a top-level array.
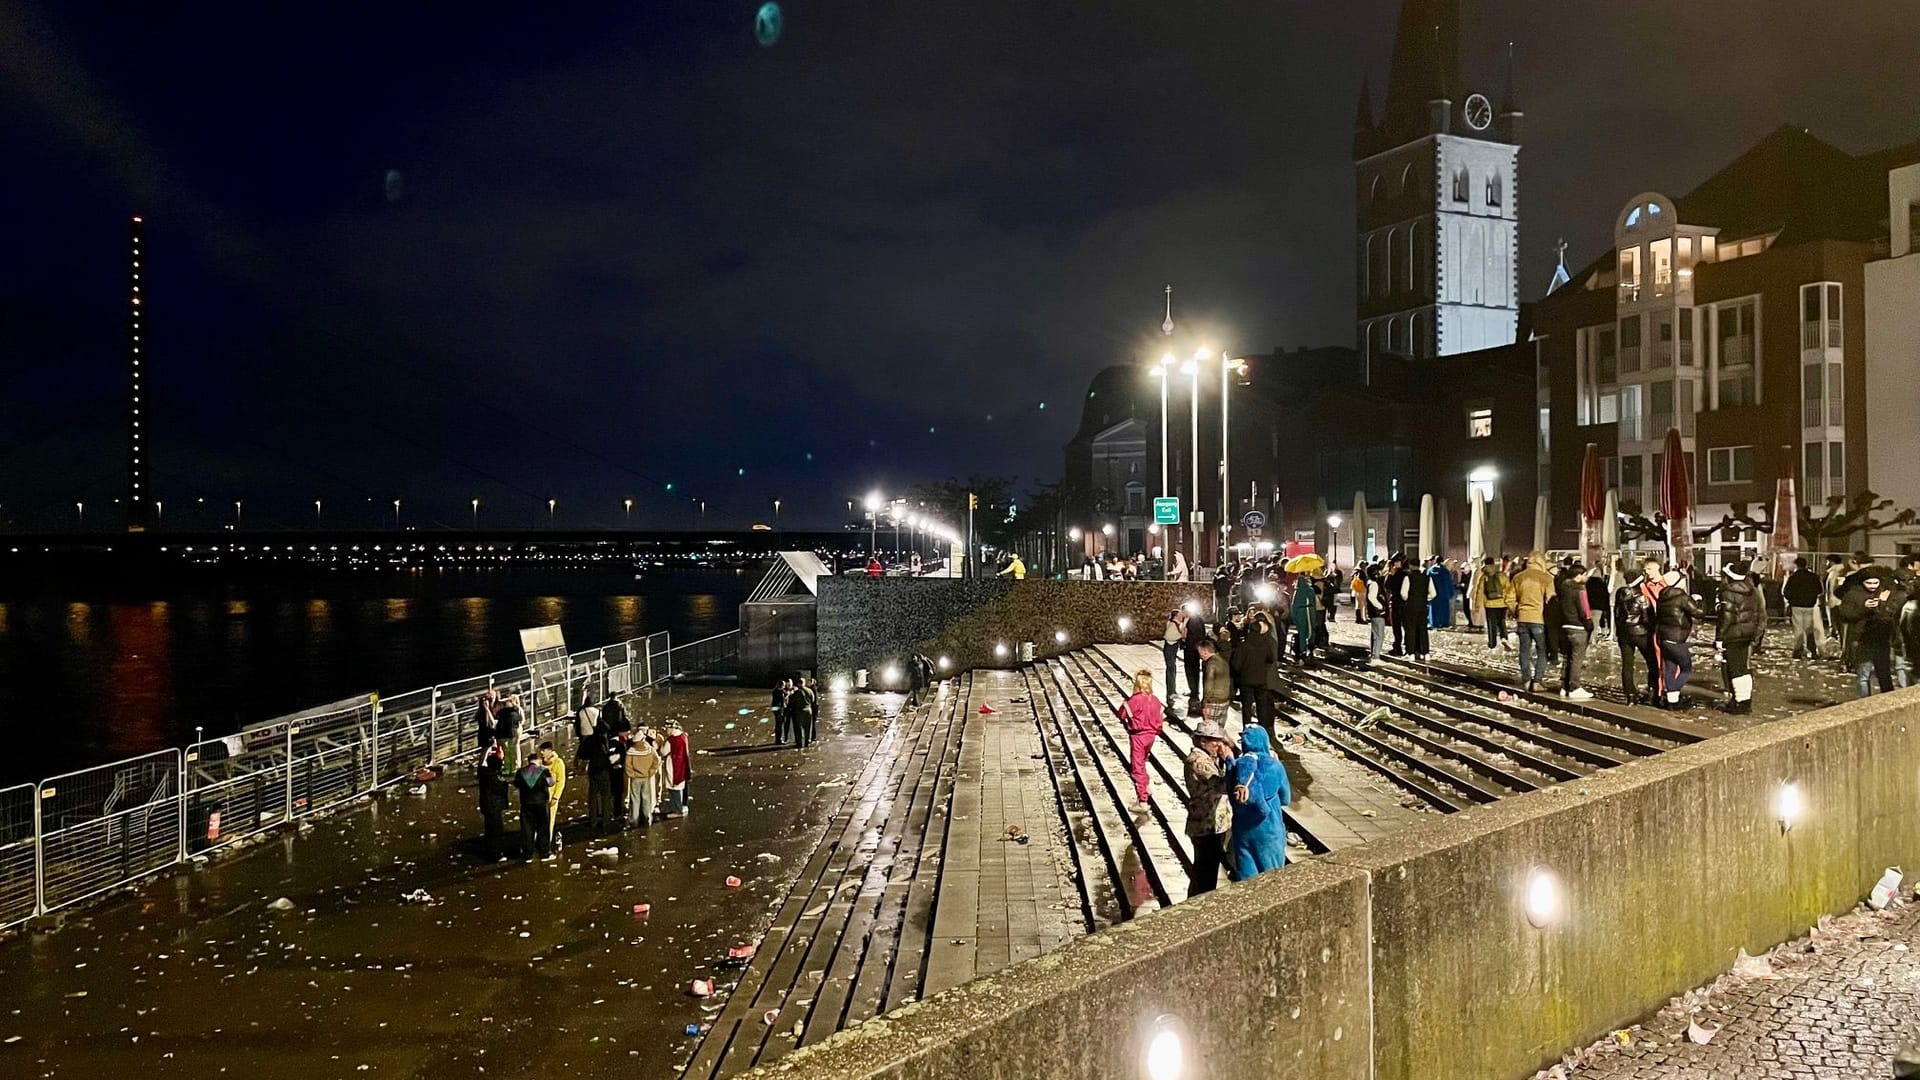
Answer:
[
  {"left": 1501, "top": 41, "right": 1519, "bottom": 113},
  {"left": 1161, "top": 284, "right": 1174, "bottom": 336},
  {"left": 1380, "top": 0, "right": 1459, "bottom": 141}
]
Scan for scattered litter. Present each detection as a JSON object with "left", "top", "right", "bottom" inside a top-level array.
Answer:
[
  {"left": 632, "top": 904, "right": 651, "bottom": 917},
  {"left": 586, "top": 847, "right": 619, "bottom": 859},
  {"left": 400, "top": 888, "right": 435, "bottom": 905},
  {"left": 725, "top": 876, "right": 743, "bottom": 889},
  {"left": 691, "top": 979, "right": 713, "bottom": 997},
  {"left": 412, "top": 765, "right": 443, "bottom": 782},
  {"left": 703, "top": 698, "right": 719, "bottom": 705},
  {"left": 724, "top": 723, "right": 737, "bottom": 730},
  {"left": 1001, "top": 826, "right": 1024, "bottom": 841},
  {"left": 64, "top": 991, "right": 87, "bottom": 999},
  {"left": 1686, "top": 1020, "right": 1719, "bottom": 1045},
  {"left": 737, "top": 708, "right": 755, "bottom": 716},
  {"left": 978, "top": 705, "right": 996, "bottom": 714},
  {"left": 267, "top": 897, "right": 296, "bottom": 912},
  {"left": 728, "top": 943, "right": 758, "bottom": 960},
  {"left": 755, "top": 852, "right": 781, "bottom": 863},
  {"left": 1872, "top": 867, "right": 1904, "bottom": 910},
  {"left": 1731, "top": 948, "right": 1774, "bottom": 978},
  {"left": 1358, "top": 707, "right": 1390, "bottom": 728},
  {"left": 684, "top": 1024, "right": 703, "bottom": 1037},
  {"left": 408, "top": 784, "right": 428, "bottom": 797},
  {"left": 3, "top": 1036, "right": 19, "bottom": 1044},
  {"left": 762, "top": 1009, "right": 780, "bottom": 1026}
]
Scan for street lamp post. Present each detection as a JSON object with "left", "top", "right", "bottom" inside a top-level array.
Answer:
[
  {"left": 1327, "top": 513, "right": 1344, "bottom": 564},
  {"left": 624, "top": 498, "right": 633, "bottom": 526},
  {"left": 548, "top": 498, "right": 556, "bottom": 525},
  {"left": 472, "top": 498, "right": 480, "bottom": 528},
  {"left": 772, "top": 498, "right": 781, "bottom": 524},
  {"left": 393, "top": 499, "right": 402, "bottom": 529},
  {"left": 314, "top": 499, "right": 322, "bottom": 526},
  {"left": 1186, "top": 347, "right": 1205, "bottom": 569},
  {"left": 1221, "top": 352, "right": 1238, "bottom": 557},
  {"left": 864, "top": 492, "right": 883, "bottom": 557},
  {"left": 75, "top": 501, "right": 84, "bottom": 529},
  {"left": 233, "top": 500, "right": 242, "bottom": 528},
  {"left": 1157, "top": 354, "right": 1172, "bottom": 506}
]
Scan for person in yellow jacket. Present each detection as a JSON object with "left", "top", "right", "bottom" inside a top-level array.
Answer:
[
  {"left": 538, "top": 742, "right": 568, "bottom": 847},
  {"left": 997, "top": 553, "right": 1026, "bottom": 580},
  {"left": 1510, "top": 553, "right": 1556, "bottom": 693},
  {"left": 1476, "top": 556, "right": 1513, "bottom": 650}
]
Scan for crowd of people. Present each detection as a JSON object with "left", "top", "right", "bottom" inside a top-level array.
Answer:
[{"left": 471, "top": 688, "right": 692, "bottom": 863}]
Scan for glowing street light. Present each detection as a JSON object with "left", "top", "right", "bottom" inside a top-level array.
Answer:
[
  {"left": 393, "top": 498, "right": 402, "bottom": 529},
  {"left": 314, "top": 499, "right": 322, "bottom": 525},
  {"left": 624, "top": 498, "right": 633, "bottom": 525},
  {"left": 75, "top": 501, "right": 84, "bottom": 528},
  {"left": 233, "top": 500, "right": 243, "bottom": 528},
  {"left": 1525, "top": 868, "right": 1562, "bottom": 928},
  {"left": 548, "top": 498, "right": 557, "bottom": 525},
  {"left": 471, "top": 498, "right": 480, "bottom": 527}
]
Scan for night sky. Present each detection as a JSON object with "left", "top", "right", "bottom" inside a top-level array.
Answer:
[{"left": 2, "top": 2, "right": 1915, "bottom": 530}]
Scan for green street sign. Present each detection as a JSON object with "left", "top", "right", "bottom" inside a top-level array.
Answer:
[{"left": 1153, "top": 497, "right": 1180, "bottom": 525}]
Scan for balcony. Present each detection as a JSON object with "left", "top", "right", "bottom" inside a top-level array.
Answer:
[
  {"left": 1722, "top": 337, "right": 1754, "bottom": 367},
  {"left": 1800, "top": 321, "right": 1840, "bottom": 351}
]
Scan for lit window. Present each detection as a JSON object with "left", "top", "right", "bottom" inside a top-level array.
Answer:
[
  {"left": 1485, "top": 174, "right": 1502, "bottom": 208},
  {"left": 1452, "top": 167, "right": 1469, "bottom": 203},
  {"left": 1467, "top": 408, "right": 1493, "bottom": 439}
]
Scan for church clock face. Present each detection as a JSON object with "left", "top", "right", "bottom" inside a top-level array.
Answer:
[{"left": 1464, "top": 93, "right": 1493, "bottom": 132}]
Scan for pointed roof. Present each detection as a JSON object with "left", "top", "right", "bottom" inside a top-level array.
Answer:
[
  {"left": 1500, "top": 41, "right": 1519, "bottom": 114},
  {"left": 1381, "top": 0, "right": 1458, "bottom": 141}
]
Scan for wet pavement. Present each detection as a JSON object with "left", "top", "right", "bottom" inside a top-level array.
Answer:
[
  {"left": 1539, "top": 896, "right": 1920, "bottom": 1079},
  {"left": 0, "top": 684, "right": 906, "bottom": 1080},
  {"left": 1327, "top": 619, "right": 1857, "bottom": 728}
]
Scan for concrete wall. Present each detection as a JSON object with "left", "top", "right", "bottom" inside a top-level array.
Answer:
[
  {"left": 815, "top": 578, "right": 1212, "bottom": 684},
  {"left": 739, "top": 600, "right": 815, "bottom": 684},
  {"left": 751, "top": 689, "right": 1920, "bottom": 1080},
  {"left": 1866, "top": 203, "right": 1920, "bottom": 551},
  {"left": 753, "top": 861, "right": 1373, "bottom": 1080}
]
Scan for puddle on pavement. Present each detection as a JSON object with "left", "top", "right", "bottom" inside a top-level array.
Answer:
[{"left": 0, "top": 684, "right": 901, "bottom": 1080}]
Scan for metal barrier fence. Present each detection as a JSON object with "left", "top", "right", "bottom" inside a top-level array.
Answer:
[{"left": 0, "top": 627, "right": 740, "bottom": 930}]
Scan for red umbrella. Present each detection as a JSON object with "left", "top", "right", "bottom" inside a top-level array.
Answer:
[
  {"left": 1578, "top": 443, "right": 1605, "bottom": 564},
  {"left": 1659, "top": 427, "right": 1692, "bottom": 569}
]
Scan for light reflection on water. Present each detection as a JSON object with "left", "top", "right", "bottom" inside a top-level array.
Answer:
[{"left": 0, "top": 570, "right": 745, "bottom": 783}]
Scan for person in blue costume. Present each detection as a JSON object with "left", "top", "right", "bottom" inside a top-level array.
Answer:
[
  {"left": 1228, "top": 726, "right": 1292, "bottom": 880},
  {"left": 1427, "top": 558, "right": 1457, "bottom": 629}
]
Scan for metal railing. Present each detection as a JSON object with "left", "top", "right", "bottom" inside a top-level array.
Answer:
[{"left": 0, "top": 627, "right": 740, "bottom": 930}]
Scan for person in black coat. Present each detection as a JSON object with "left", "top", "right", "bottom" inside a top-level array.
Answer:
[
  {"left": 1613, "top": 560, "right": 1661, "bottom": 705},
  {"left": 1782, "top": 556, "right": 1825, "bottom": 659},
  {"left": 1400, "top": 562, "right": 1432, "bottom": 660},
  {"left": 1653, "top": 572, "right": 1708, "bottom": 709},
  {"left": 1384, "top": 556, "right": 1410, "bottom": 656},
  {"left": 1837, "top": 567, "right": 1907, "bottom": 698},
  {"left": 1182, "top": 607, "right": 1208, "bottom": 716},
  {"left": 1232, "top": 611, "right": 1279, "bottom": 737},
  {"left": 476, "top": 745, "right": 512, "bottom": 862},
  {"left": 1714, "top": 561, "right": 1765, "bottom": 715}
]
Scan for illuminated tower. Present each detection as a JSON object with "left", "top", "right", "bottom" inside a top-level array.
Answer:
[{"left": 127, "top": 214, "right": 151, "bottom": 531}]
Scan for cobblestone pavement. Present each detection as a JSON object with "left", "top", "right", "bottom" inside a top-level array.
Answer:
[
  {"left": 1537, "top": 899, "right": 1920, "bottom": 1079},
  {"left": 1325, "top": 615, "right": 1859, "bottom": 729}
]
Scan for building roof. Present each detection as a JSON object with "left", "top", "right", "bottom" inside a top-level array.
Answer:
[
  {"left": 1676, "top": 125, "right": 1917, "bottom": 246},
  {"left": 1381, "top": 0, "right": 1458, "bottom": 143},
  {"left": 1559, "top": 125, "right": 1920, "bottom": 290}
]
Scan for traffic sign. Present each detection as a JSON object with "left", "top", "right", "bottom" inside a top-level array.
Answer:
[
  {"left": 1241, "top": 510, "right": 1267, "bottom": 529},
  {"left": 1153, "top": 497, "right": 1180, "bottom": 525}
]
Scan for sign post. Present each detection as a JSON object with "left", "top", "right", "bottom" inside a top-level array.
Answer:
[{"left": 1153, "top": 497, "right": 1180, "bottom": 526}]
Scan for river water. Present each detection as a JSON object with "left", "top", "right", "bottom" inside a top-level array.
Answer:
[{"left": 0, "top": 567, "right": 748, "bottom": 784}]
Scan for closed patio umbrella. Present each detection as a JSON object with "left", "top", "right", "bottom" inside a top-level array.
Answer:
[{"left": 1659, "top": 427, "right": 1693, "bottom": 570}]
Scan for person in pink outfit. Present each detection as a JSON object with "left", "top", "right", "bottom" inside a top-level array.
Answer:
[{"left": 1117, "top": 670, "right": 1164, "bottom": 809}]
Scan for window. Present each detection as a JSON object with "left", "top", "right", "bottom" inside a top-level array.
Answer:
[
  {"left": 1125, "top": 483, "right": 1145, "bottom": 513},
  {"left": 1651, "top": 238, "right": 1673, "bottom": 295},
  {"left": 1452, "top": 167, "right": 1470, "bottom": 203},
  {"left": 1827, "top": 284, "right": 1841, "bottom": 348},
  {"left": 1828, "top": 361, "right": 1843, "bottom": 427},
  {"left": 1678, "top": 308, "right": 1695, "bottom": 366},
  {"left": 1603, "top": 455, "right": 1620, "bottom": 490},
  {"left": 1830, "top": 439, "right": 1845, "bottom": 496},
  {"left": 1467, "top": 407, "right": 1493, "bottom": 439},
  {"left": 1708, "top": 446, "right": 1754, "bottom": 485},
  {"left": 1679, "top": 378, "right": 1696, "bottom": 436},
  {"left": 1653, "top": 312, "right": 1673, "bottom": 368},
  {"left": 1805, "top": 442, "right": 1824, "bottom": 505},
  {"left": 1803, "top": 361, "right": 1824, "bottom": 429},
  {"left": 1715, "top": 300, "right": 1757, "bottom": 407},
  {"left": 1621, "top": 454, "right": 1643, "bottom": 503},
  {"left": 1619, "top": 314, "right": 1641, "bottom": 371},
  {"left": 1485, "top": 173, "right": 1503, "bottom": 208},
  {"left": 1360, "top": 235, "right": 1373, "bottom": 298},
  {"left": 1364, "top": 322, "right": 1378, "bottom": 365},
  {"left": 1802, "top": 282, "right": 1841, "bottom": 350},
  {"left": 1411, "top": 311, "right": 1427, "bottom": 356},
  {"left": 1619, "top": 246, "right": 1641, "bottom": 301},
  {"left": 1619, "top": 384, "right": 1644, "bottom": 442},
  {"left": 1649, "top": 380, "right": 1674, "bottom": 437}
]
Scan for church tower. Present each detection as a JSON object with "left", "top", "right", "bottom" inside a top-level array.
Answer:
[{"left": 1354, "top": 0, "right": 1519, "bottom": 368}]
